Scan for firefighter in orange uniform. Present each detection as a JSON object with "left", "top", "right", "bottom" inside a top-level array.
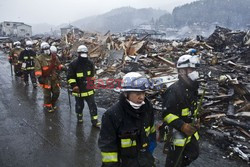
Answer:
[{"left": 35, "top": 42, "right": 63, "bottom": 112}]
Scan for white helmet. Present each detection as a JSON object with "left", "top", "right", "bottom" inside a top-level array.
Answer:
[
  {"left": 77, "top": 45, "right": 88, "bottom": 53},
  {"left": 26, "top": 40, "right": 33, "bottom": 46},
  {"left": 14, "top": 41, "right": 21, "bottom": 46},
  {"left": 121, "top": 72, "right": 150, "bottom": 92},
  {"left": 40, "top": 42, "right": 50, "bottom": 50},
  {"left": 177, "top": 55, "right": 200, "bottom": 69},
  {"left": 50, "top": 46, "right": 57, "bottom": 53}
]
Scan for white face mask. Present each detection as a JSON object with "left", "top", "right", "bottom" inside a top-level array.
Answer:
[
  {"left": 127, "top": 99, "right": 145, "bottom": 109},
  {"left": 26, "top": 47, "right": 32, "bottom": 50},
  {"left": 80, "top": 53, "right": 88, "bottom": 58},
  {"left": 16, "top": 46, "right": 21, "bottom": 48},
  {"left": 188, "top": 71, "right": 199, "bottom": 81},
  {"left": 44, "top": 50, "right": 50, "bottom": 55}
]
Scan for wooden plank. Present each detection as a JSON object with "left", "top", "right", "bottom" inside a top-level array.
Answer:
[{"left": 155, "top": 55, "right": 175, "bottom": 67}]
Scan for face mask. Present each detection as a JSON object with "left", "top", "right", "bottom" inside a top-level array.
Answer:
[
  {"left": 44, "top": 50, "right": 50, "bottom": 55},
  {"left": 127, "top": 99, "right": 145, "bottom": 109},
  {"left": 26, "top": 47, "right": 31, "bottom": 50},
  {"left": 187, "top": 71, "right": 199, "bottom": 81},
  {"left": 80, "top": 53, "right": 88, "bottom": 58},
  {"left": 16, "top": 46, "right": 21, "bottom": 48}
]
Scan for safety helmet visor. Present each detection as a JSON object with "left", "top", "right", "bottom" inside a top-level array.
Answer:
[{"left": 121, "top": 76, "right": 151, "bottom": 92}]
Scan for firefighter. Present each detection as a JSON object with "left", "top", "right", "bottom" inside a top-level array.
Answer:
[
  {"left": 67, "top": 45, "right": 100, "bottom": 127},
  {"left": 98, "top": 72, "right": 157, "bottom": 167},
  {"left": 18, "top": 40, "right": 37, "bottom": 87},
  {"left": 35, "top": 43, "right": 63, "bottom": 113},
  {"left": 9, "top": 41, "right": 23, "bottom": 77},
  {"left": 162, "top": 54, "right": 201, "bottom": 167}
]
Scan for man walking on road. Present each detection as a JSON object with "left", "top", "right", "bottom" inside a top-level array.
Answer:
[
  {"left": 67, "top": 45, "right": 100, "bottom": 127},
  {"left": 162, "top": 54, "right": 201, "bottom": 167},
  {"left": 98, "top": 72, "right": 157, "bottom": 167},
  {"left": 8, "top": 41, "right": 23, "bottom": 77},
  {"left": 18, "top": 40, "right": 37, "bottom": 87},
  {"left": 35, "top": 42, "right": 63, "bottom": 113}
]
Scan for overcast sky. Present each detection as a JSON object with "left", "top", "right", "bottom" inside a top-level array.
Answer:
[{"left": 0, "top": 0, "right": 196, "bottom": 25}]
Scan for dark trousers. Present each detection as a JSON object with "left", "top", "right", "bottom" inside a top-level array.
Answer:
[
  {"left": 165, "top": 137, "right": 199, "bottom": 167},
  {"left": 75, "top": 95, "right": 98, "bottom": 122},
  {"left": 23, "top": 70, "right": 36, "bottom": 83}
]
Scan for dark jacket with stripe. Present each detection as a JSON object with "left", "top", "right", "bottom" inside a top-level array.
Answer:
[
  {"left": 98, "top": 94, "right": 156, "bottom": 167},
  {"left": 162, "top": 77, "right": 199, "bottom": 131},
  {"left": 67, "top": 57, "right": 95, "bottom": 97},
  {"left": 18, "top": 49, "right": 36, "bottom": 70}
]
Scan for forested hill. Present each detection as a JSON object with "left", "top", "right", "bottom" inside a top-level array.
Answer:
[{"left": 157, "top": 0, "right": 250, "bottom": 29}]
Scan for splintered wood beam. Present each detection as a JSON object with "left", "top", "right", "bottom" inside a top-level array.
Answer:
[
  {"left": 237, "top": 127, "right": 250, "bottom": 139},
  {"left": 155, "top": 55, "right": 175, "bottom": 67}
]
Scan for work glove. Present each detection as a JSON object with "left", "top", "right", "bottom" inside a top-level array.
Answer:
[
  {"left": 38, "top": 76, "right": 45, "bottom": 84},
  {"left": 181, "top": 123, "right": 197, "bottom": 136},
  {"left": 72, "top": 86, "right": 80, "bottom": 93},
  {"left": 194, "top": 118, "right": 201, "bottom": 130}
]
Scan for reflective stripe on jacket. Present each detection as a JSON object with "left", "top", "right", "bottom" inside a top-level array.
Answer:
[
  {"left": 162, "top": 78, "right": 200, "bottom": 143},
  {"left": 98, "top": 95, "right": 156, "bottom": 166},
  {"left": 67, "top": 58, "right": 95, "bottom": 97}
]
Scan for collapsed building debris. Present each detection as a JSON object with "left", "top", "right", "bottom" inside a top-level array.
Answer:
[{"left": 2, "top": 25, "right": 249, "bottom": 164}]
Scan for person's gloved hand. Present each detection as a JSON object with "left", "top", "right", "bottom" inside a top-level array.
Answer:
[
  {"left": 72, "top": 86, "right": 80, "bottom": 93},
  {"left": 194, "top": 118, "right": 201, "bottom": 130},
  {"left": 181, "top": 123, "right": 197, "bottom": 136},
  {"left": 38, "top": 76, "right": 45, "bottom": 84},
  {"left": 148, "top": 140, "right": 157, "bottom": 154}
]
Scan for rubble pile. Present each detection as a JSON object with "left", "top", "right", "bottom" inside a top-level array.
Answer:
[
  {"left": 2, "top": 26, "right": 249, "bottom": 163},
  {"left": 198, "top": 27, "right": 250, "bottom": 163},
  {"left": 83, "top": 26, "right": 250, "bottom": 163}
]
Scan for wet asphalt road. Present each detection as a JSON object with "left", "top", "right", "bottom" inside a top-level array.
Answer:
[{"left": 0, "top": 51, "right": 248, "bottom": 167}]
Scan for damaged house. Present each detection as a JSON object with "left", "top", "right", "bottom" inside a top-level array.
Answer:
[
  {"left": 60, "top": 25, "right": 84, "bottom": 43},
  {"left": 0, "top": 21, "right": 32, "bottom": 38}
]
